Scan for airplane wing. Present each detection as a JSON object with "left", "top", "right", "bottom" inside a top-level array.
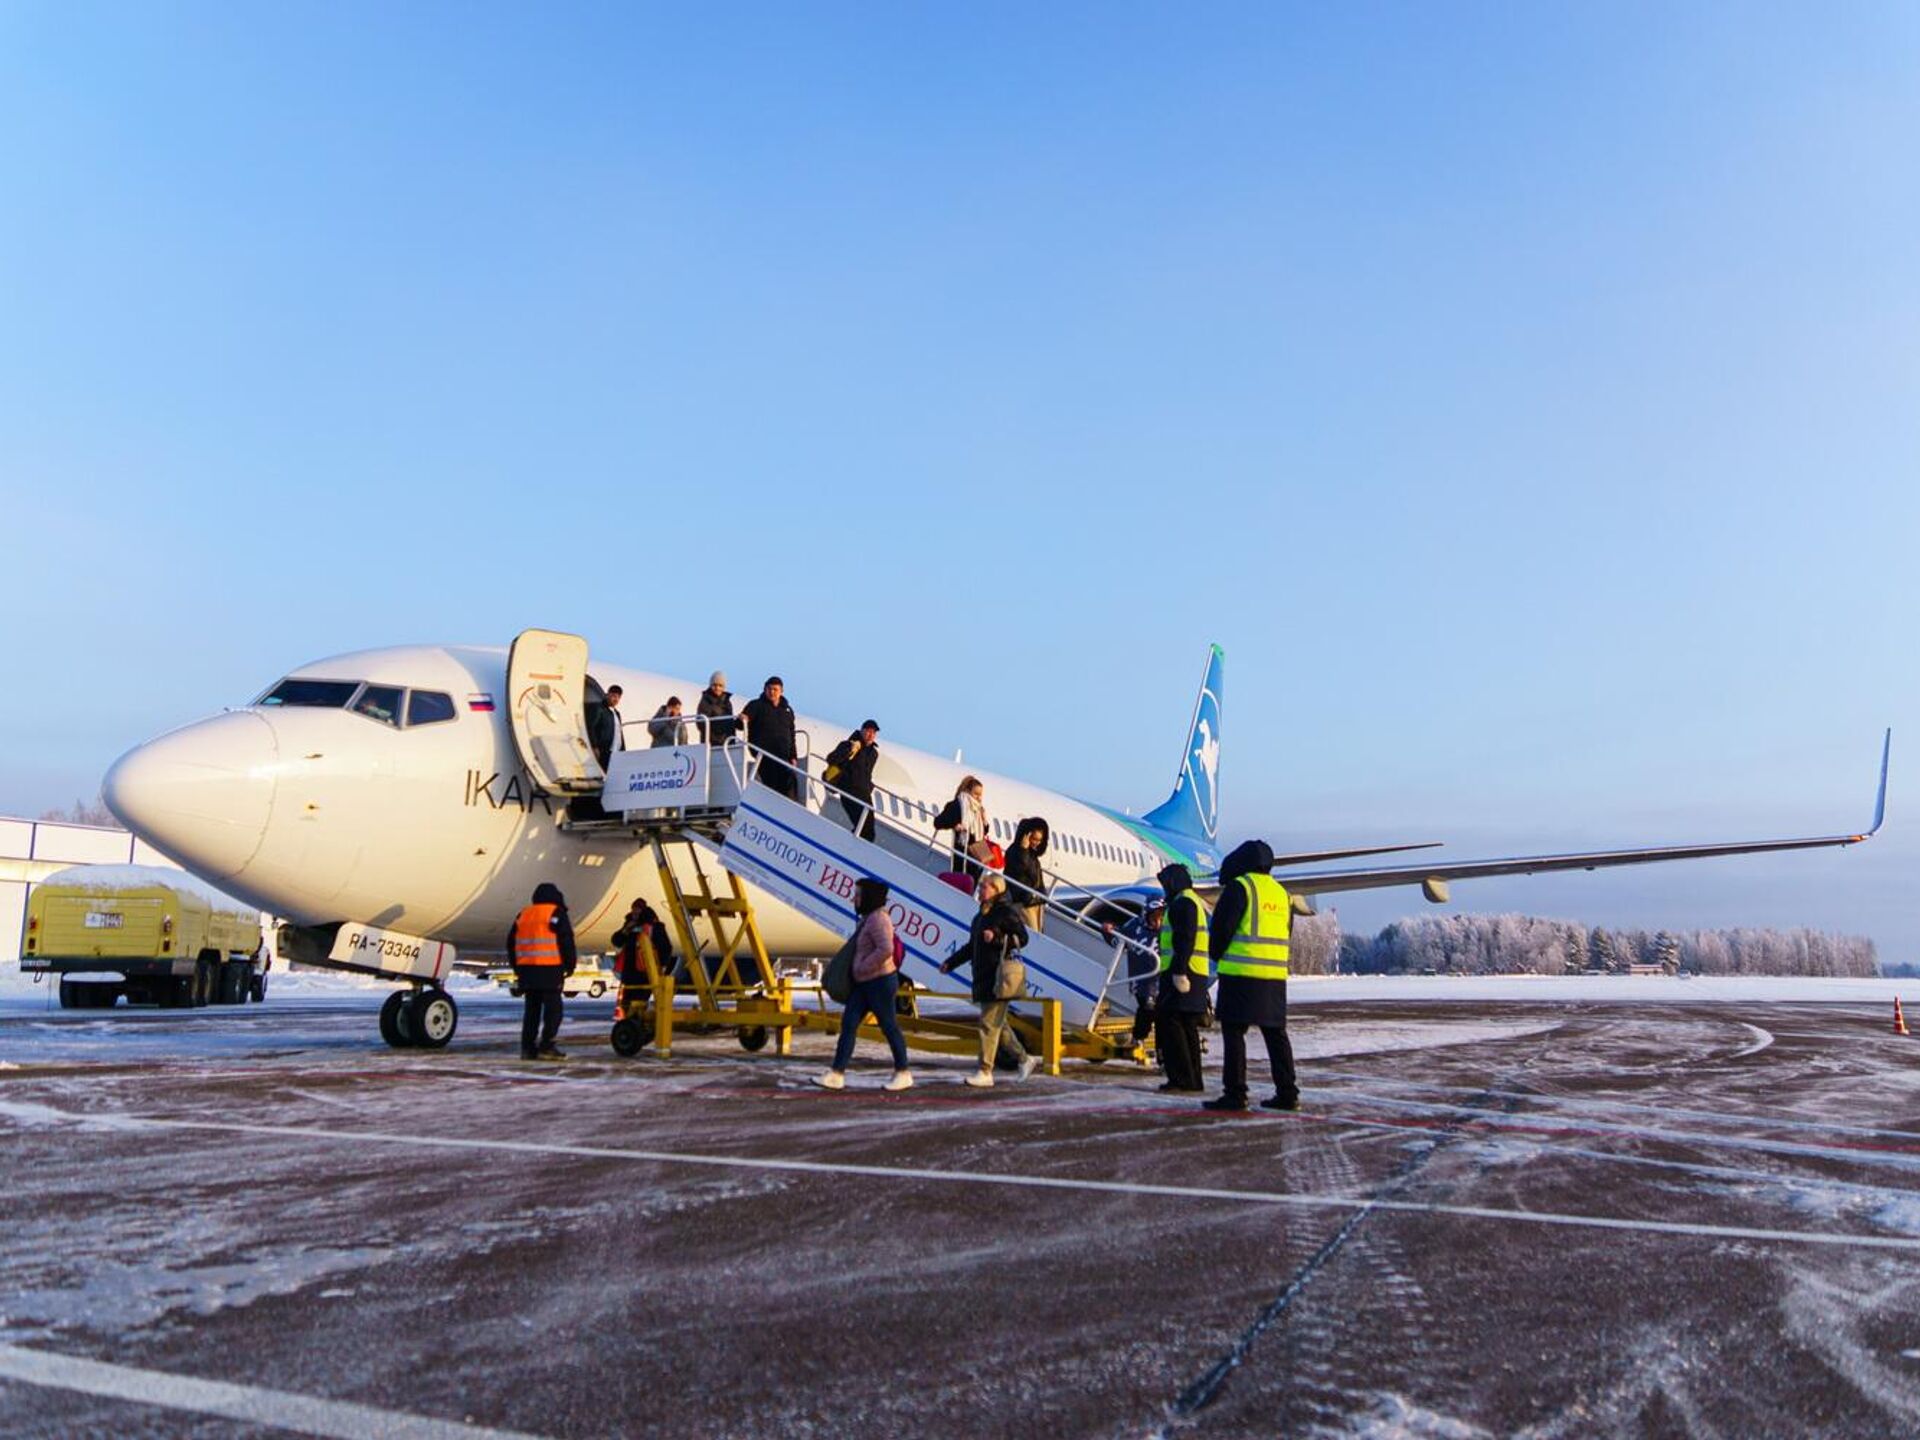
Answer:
[
  {"left": 1264, "top": 730, "right": 1889, "bottom": 901},
  {"left": 1269, "top": 841, "right": 1441, "bottom": 866}
]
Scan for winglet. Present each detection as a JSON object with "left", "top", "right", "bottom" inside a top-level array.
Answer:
[{"left": 1868, "top": 727, "right": 1891, "bottom": 836}]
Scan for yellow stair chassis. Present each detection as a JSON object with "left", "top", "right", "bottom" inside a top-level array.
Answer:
[{"left": 608, "top": 834, "right": 1149, "bottom": 1073}]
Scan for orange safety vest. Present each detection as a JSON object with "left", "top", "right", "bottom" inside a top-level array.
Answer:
[{"left": 513, "top": 903, "right": 562, "bottom": 966}]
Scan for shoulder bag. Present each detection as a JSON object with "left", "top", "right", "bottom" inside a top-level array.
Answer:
[
  {"left": 992, "top": 943, "right": 1027, "bottom": 1001},
  {"left": 823, "top": 935, "right": 856, "bottom": 1004}
]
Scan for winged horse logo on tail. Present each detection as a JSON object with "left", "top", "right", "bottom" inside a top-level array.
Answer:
[{"left": 1143, "top": 645, "right": 1224, "bottom": 843}]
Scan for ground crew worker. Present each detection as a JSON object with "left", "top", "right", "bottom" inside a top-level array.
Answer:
[
  {"left": 1204, "top": 839, "right": 1298, "bottom": 1112},
  {"left": 508, "top": 882, "right": 577, "bottom": 1060},
  {"left": 1153, "top": 863, "right": 1210, "bottom": 1094}
]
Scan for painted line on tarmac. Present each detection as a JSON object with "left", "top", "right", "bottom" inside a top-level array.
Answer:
[
  {"left": 0, "top": 1342, "right": 546, "bottom": 1440},
  {"left": 16, "top": 1106, "right": 1920, "bottom": 1255}
]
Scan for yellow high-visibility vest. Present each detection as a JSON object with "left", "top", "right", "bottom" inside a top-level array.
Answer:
[
  {"left": 1217, "top": 873, "right": 1290, "bottom": 981},
  {"left": 1156, "top": 890, "right": 1212, "bottom": 978}
]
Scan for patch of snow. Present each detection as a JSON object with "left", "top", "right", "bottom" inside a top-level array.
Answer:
[
  {"left": 1291, "top": 975, "right": 1920, "bottom": 1005},
  {"left": 1291, "top": 1018, "right": 1560, "bottom": 1061},
  {"left": 1, "top": 1244, "right": 392, "bottom": 1334},
  {"left": 1345, "top": 1393, "right": 1492, "bottom": 1438},
  {"left": 33, "top": 863, "right": 255, "bottom": 917}
]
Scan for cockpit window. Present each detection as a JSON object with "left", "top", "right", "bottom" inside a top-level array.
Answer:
[
  {"left": 259, "top": 678, "right": 359, "bottom": 708},
  {"left": 351, "top": 685, "right": 405, "bottom": 726},
  {"left": 407, "top": 690, "right": 457, "bottom": 726}
]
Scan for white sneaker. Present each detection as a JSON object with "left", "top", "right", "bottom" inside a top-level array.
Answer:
[
  {"left": 964, "top": 1070, "right": 995, "bottom": 1088},
  {"left": 813, "top": 1070, "right": 845, "bottom": 1091},
  {"left": 1017, "top": 1055, "right": 1041, "bottom": 1081},
  {"left": 884, "top": 1069, "right": 915, "bottom": 1092}
]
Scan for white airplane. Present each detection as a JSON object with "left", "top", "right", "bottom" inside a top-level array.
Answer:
[{"left": 100, "top": 631, "right": 1887, "bottom": 1047}]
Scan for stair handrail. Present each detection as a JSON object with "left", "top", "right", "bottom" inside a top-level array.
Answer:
[{"left": 714, "top": 738, "right": 1155, "bottom": 970}]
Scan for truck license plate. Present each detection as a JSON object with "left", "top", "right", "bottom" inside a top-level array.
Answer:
[{"left": 83, "top": 912, "right": 125, "bottom": 929}]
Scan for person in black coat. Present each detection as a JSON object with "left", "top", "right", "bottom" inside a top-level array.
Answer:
[
  {"left": 1004, "top": 817, "right": 1051, "bottom": 932},
  {"left": 1154, "top": 863, "right": 1210, "bottom": 1093},
  {"left": 696, "top": 672, "right": 737, "bottom": 743},
  {"left": 938, "top": 874, "right": 1037, "bottom": 1086},
  {"left": 825, "top": 721, "right": 882, "bottom": 839},
  {"left": 611, "top": 899, "right": 674, "bottom": 986},
  {"left": 1205, "top": 839, "right": 1299, "bottom": 1112},
  {"left": 587, "top": 686, "right": 623, "bottom": 768},
  {"left": 507, "top": 881, "right": 578, "bottom": 1060},
  {"left": 740, "top": 677, "right": 798, "bottom": 800}
]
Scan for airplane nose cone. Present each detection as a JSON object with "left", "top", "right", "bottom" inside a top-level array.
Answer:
[{"left": 103, "top": 711, "right": 278, "bottom": 881}]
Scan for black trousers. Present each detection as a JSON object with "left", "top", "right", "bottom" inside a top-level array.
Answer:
[
  {"left": 841, "top": 794, "right": 876, "bottom": 840},
  {"left": 1130, "top": 978, "right": 1156, "bottom": 1043},
  {"left": 1155, "top": 1007, "right": 1204, "bottom": 1090},
  {"left": 521, "top": 989, "right": 564, "bottom": 1054},
  {"left": 1222, "top": 1022, "right": 1297, "bottom": 1104},
  {"left": 758, "top": 757, "right": 798, "bottom": 800}
]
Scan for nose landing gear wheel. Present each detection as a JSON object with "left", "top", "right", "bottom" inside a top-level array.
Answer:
[{"left": 406, "top": 990, "right": 458, "bottom": 1048}]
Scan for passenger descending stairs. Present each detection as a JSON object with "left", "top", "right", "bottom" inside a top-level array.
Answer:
[{"left": 588, "top": 741, "right": 1147, "bottom": 1066}]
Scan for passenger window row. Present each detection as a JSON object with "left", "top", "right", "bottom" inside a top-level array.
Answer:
[{"left": 870, "top": 794, "right": 1145, "bottom": 869}]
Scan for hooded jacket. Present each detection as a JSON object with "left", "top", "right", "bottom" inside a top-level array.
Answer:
[
  {"left": 1156, "top": 862, "right": 1210, "bottom": 1014},
  {"left": 1003, "top": 818, "right": 1050, "bottom": 910},
  {"left": 508, "top": 882, "right": 579, "bottom": 990},
  {"left": 1210, "top": 839, "right": 1289, "bottom": 1026}
]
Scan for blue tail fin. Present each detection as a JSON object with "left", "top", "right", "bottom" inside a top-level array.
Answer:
[{"left": 1143, "top": 645, "right": 1223, "bottom": 842}]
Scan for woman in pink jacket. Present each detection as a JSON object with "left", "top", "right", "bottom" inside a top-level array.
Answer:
[{"left": 815, "top": 877, "right": 914, "bottom": 1091}]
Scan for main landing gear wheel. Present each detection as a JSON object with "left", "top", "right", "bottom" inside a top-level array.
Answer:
[
  {"left": 407, "top": 990, "right": 458, "bottom": 1049},
  {"left": 738, "top": 1026, "right": 770, "bottom": 1053},
  {"left": 609, "top": 1018, "right": 647, "bottom": 1057},
  {"left": 379, "top": 991, "right": 411, "bottom": 1048}
]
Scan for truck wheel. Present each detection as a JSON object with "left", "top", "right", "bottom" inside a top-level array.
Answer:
[
  {"left": 191, "top": 958, "right": 216, "bottom": 1007},
  {"left": 407, "top": 991, "right": 457, "bottom": 1049},
  {"left": 378, "top": 991, "right": 412, "bottom": 1048},
  {"left": 58, "top": 980, "right": 77, "bottom": 1009},
  {"left": 251, "top": 973, "right": 268, "bottom": 1003},
  {"left": 588, "top": 980, "right": 607, "bottom": 999},
  {"left": 610, "top": 1018, "right": 647, "bottom": 1057}
]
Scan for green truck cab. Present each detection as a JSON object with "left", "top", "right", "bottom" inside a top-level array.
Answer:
[{"left": 21, "top": 864, "right": 266, "bottom": 1009}]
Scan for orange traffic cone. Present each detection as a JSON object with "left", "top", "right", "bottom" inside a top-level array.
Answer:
[{"left": 1897, "top": 998, "right": 1911, "bottom": 1037}]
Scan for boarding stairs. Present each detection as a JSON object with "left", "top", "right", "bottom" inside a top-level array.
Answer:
[{"left": 579, "top": 736, "right": 1153, "bottom": 1070}]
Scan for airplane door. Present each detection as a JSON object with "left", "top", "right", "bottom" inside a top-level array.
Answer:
[{"left": 506, "top": 629, "right": 604, "bottom": 794}]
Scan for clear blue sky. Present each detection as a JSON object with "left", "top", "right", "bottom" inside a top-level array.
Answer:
[{"left": 4, "top": 3, "right": 1914, "bottom": 956}]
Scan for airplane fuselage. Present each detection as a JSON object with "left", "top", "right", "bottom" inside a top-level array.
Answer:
[{"left": 105, "top": 645, "right": 1198, "bottom": 960}]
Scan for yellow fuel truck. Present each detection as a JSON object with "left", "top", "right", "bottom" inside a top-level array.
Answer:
[{"left": 20, "top": 864, "right": 265, "bottom": 1008}]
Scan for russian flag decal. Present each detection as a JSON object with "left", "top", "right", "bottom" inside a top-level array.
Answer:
[{"left": 468, "top": 693, "right": 496, "bottom": 712}]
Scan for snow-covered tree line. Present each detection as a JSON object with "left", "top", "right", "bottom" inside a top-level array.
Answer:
[{"left": 1328, "top": 913, "right": 1877, "bottom": 978}]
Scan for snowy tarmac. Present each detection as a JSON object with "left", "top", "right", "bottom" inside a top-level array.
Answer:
[{"left": 4, "top": 988, "right": 1920, "bottom": 1436}]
